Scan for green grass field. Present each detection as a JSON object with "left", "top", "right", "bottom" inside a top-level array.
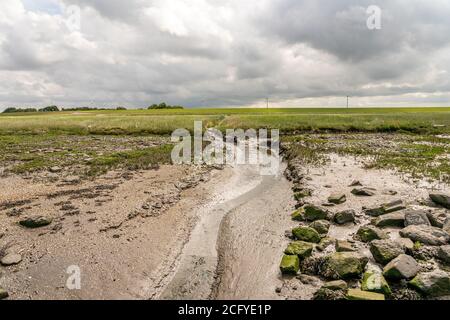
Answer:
[{"left": 1, "top": 107, "right": 449, "bottom": 135}]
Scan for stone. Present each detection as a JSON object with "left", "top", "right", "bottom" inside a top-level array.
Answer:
[
  {"left": 351, "top": 187, "right": 376, "bottom": 196},
  {"left": 444, "top": 218, "right": 450, "bottom": 235},
  {"left": 430, "top": 193, "right": 450, "bottom": 209},
  {"left": 404, "top": 210, "right": 431, "bottom": 227},
  {"left": 397, "top": 238, "right": 415, "bottom": 251},
  {"left": 63, "top": 175, "right": 81, "bottom": 184},
  {"left": 427, "top": 210, "right": 449, "bottom": 228},
  {"left": 297, "top": 274, "right": 321, "bottom": 286},
  {"left": 346, "top": 289, "right": 385, "bottom": 301},
  {"left": 400, "top": 225, "right": 450, "bottom": 246},
  {"left": 438, "top": 245, "right": 450, "bottom": 264},
  {"left": 349, "top": 180, "right": 362, "bottom": 187},
  {"left": 284, "top": 241, "right": 314, "bottom": 259},
  {"left": 370, "top": 240, "right": 404, "bottom": 265},
  {"left": 320, "top": 252, "right": 368, "bottom": 280},
  {"left": 19, "top": 215, "right": 53, "bottom": 228},
  {"left": 361, "top": 271, "right": 392, "bottom": 296},
  {"left": 336, "top": 240, "right": 356, "bottom": 252},
  {"left": 49, "top": 166, "right": 62, "bottom": 173},
  {"left": 280, "top": 254, "right": 300, "bottom": 275},
  {"left": 291, "top": 209, "right": 305, "bottom": 221},
  {"left": 310, "top": 220, "right": 330, "bottom": 235},
  {"left": 303, "top": 205, "right": 329, "bottom": 221},
  {"left": 334, "top": 210, "right": 356, "bottom": 225},
  {"left": 322, "top": 280, "right": 348, "bottom": 291},
  {"left": 328, "top": 193, "right": 346, "bottom": 205},
  {"left": 365, "top": 200, "right": 406, "bottom": 217},
  {"left": 0, "top": 288, "right": 8, "bottom": 300},
  {"left": 373, "top": 212, "right": 405, "bottom": 228},
  {"left": 409, "top": 270, "right": 450, "bottom": 297},
  {"left": 316, "top": 237, "right": 334, "bottom": 251},
  {"left": 1, "top": 253, "right": 22, "bottom": 266},
  {"left": 356, "top": 225, "right": 388, "bottom": 243},
  {"left": 294, "top": 189, "right": 313, "bottom": 201},
  {"left": 313, "top": 288, "right": 346, "bottom": 300},
  {"left": 383, "top": 254, "right": 420, "bottom": 280},
  {"left": 292, "top": 226, "right": 321, "bottom": 243}
]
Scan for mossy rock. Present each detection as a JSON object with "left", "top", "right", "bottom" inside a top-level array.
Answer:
[
  {"left": 361, "top": 271, "right": 392, "bottom": 296},
  {"left": 320, "top": 252, "right": 368, "bottom": 280},
  {"left": 303, "top": 205, "right": 329, "bottom": 221},
  {"left": 370, "top": 240, "right": 404, "bottom": 265},
  {"left": 291, "top": 208, "right": 305, "bottom": 221},
  {"left": 0, "top": 288, "right": 8, "bottom": 300},
  {"left": 292, "top": 226, "right": 321, "bottom": 243},
  {"left": 294, "top": 190, "right": 312, "bottom": 201},
  {"left": 346, "top": 289, "right": 385, "bottom": 301},
  {"left": 409, "top": 270, "right": 450, "bottom": 297},
  {"left": 280, "top": 254, "right": 300, "bottom": 275},
  {"left": 356, "top": 225, "right": 388, "bottom": 243},
  {"left": 284, "top": 241, "right": 314, "bottom": 259},
  {"left": 322, "top": 280, "right": 348, "bottom": 291},
  {"left": 310, "top": 220, "right": 330, "bottom": 235}
]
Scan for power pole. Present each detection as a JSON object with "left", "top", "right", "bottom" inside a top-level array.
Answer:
[
  {"left": 266, "top": 98, "right": 269, "bottom": 109},
  {"left": 347, "top": 96, "right": 349, "bottom": 109}
]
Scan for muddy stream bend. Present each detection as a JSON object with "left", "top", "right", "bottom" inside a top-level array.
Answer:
[{"left": 155, "top": 148, "right": 293, "bottom": 300}]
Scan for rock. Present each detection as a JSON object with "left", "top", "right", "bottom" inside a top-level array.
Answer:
[
  {"left": 404, "top": 210, "right": 431, "bottom": 227},
  {"left": 328, "top": 193, "right": 346, "bottom": 205},
  {"left": 349, "top": 180, "right": 362, "bottom": 187},
  {"left": 336, "top": 240, "right": 356, "bottom": 252},
  {"left": 297, "top": 274, "right": 321, "bottom": 286},
  {"left": 409, "top": 270, "right": 450, "bottom": 297},
  {"left": 1, "top": 253, "right": 22, "bottom": 266},
  {"left": 313, "top": 288, "right": 346, "bottom": 300},
  {"left": 400, "top": 225, "right": 450, "bottom": 246},
  {"left": 383, "top": 254, "right": 420, "bottom": 280},
  {"left": 397, "top": 238, "right": 415, "bottom": 251},
  {"left": 356, "top": 225, "right": 388, "bottom": 243},
  {"left": 292, "top": 226, "right": 321, "bottom": 243},
  {"left": 411, "top": 245, "right": 438, "bottom": 261},
  {"left": 361, "top": 271, "right": 392, "bottom": 296},
  {"left": 370, "top": 240, "right": 404, "bottom": 265},
  {"left": 346, "top": 289, "right": 385, "bottom": 301},
  {"left": 294, "top": 189, "right": 312, "bottom": 201},
  {"left": 373, "top": 212, "right": 405, "bottom": 228},
  {"left": 334, "top": 209, "right": 356, "bottom": 225},
  {"left": 365, "top": 200, "right": 406, "bottom": 217},
  {"left": 63, "top": 175, "right": 81, "bottom": 184},
  {"left": 284, "top": 241, "right": 314, "bottom": 259},
  {"left": 438, "top": 245, "right": 450, "bottom": 264},
  {"left": 351, "top": 187, "right": 376, "bottom": 196},
  {"left": 444, "top": 218, "right": 450, "bottom": 235},
  {"left": 322, "top": 280, "right": 348, "bottom": 291},
  {"left": 19, "top": 215, "right": 53, "bottom": 228},
  {"left": 430, "top": 193, "right": 450, "bottom": 209},
  {"left": 291, "top": 209, "right": 304, "bottom": 221},
  {"left": 49, "top": 166, "right": 62, "bottom": 173},
  {"left": 316, "top": 237, "right": 334, "bottom": 251},
  {"left": 280, "top": 254, "right": 300, "bottom": 275},
  {"left": 0, "top": 288, "right": 8, "bottom": 300},
  {"left": 427, "top": 210, "right": 449, "bottom": 228},
  {"left": 320, "top": 252, "right": 368, "bottom": 280},
  {"left": 310, "top": 220, "right": 330, "bottom": 235},
  {"left": 303, "top": 205, "right": 329, "bottom": 221}
]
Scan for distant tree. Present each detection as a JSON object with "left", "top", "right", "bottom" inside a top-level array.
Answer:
[
  {"left": 2, "top": 107, "right": 18, "bottom": 113},
  {"left": 2, "top": 107, "right": 38, "bottom": 113},
  {"left": 148, "top": 103, "right": 184, "bottom": 110},
  {"left": 116, "top": 107, "right": 127, "bottom": 110},
  {"left": 40, "top": 105, "right": 59, "bottom": 112}
]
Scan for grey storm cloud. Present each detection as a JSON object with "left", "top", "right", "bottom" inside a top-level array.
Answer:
[{"left": 1, "top": 0, "right": 450, "bottom": 109}]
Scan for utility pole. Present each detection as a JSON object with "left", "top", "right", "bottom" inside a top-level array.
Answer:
[
  {"left": 347, "top": 96, "right": 349, "bottom": 109},
  {"left": 266, "top": 98, "right": 269, "bottom": 109}
]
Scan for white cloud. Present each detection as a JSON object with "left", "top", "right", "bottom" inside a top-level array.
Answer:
[{"left": 0, "top": 0, "right": 450, "bottom": 109}]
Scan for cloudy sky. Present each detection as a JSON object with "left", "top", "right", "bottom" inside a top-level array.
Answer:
[{"left": 1, "top": 0, "right": 450, "bottom": 109}]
